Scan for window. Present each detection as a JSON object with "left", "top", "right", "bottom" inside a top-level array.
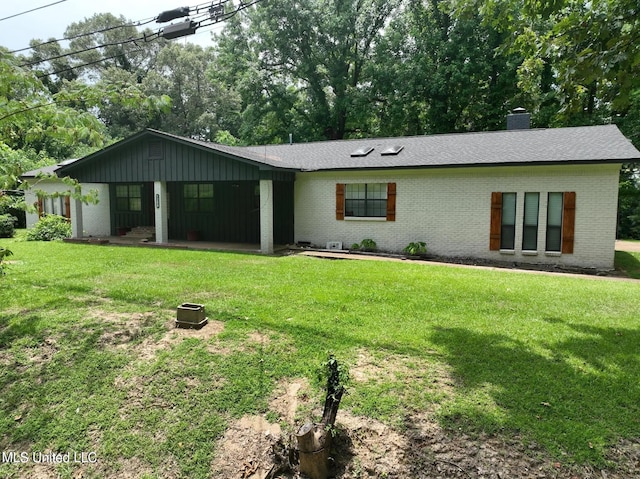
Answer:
[
  {"left": 522, "top": 192, "right": 539, "bottom": 251},
  {"left": 345, "top": 183, "right": 387, "bottom": 218},
  {"left": 37, "top": 195, "right": 70, "bottom": 219},
  {"left": 546, "top": 192, "right": 564, "bottom": 252},
  {"left": 184, "top": 183, "right": 214, "bottom": 213},
  {"left": 490, "top": 191, "right": 575, "bottom": 255},
  {"left": 500, "top": 193, "right": 516, "bottom": 250},
  {"left": 115, "top": 184, "right": 142, "bottom": 212},
  {"left": 336, "top": 183, "right": 396, "bottom": 221}
]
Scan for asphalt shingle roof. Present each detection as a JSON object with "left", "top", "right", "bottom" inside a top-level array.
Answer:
[
  {"left": 26, "top": 125, "right": 640, "bottom": 180},
  {"left": 244, "top": 125, "right": 640, "bottom": 171}
]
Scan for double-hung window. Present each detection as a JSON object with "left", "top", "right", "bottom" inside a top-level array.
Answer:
[
  {"left": 336, "top": 183, "right": 396, "bottom": 221},
  {"left": 345, "top": 183, "right": 388, "bottom": 218}
]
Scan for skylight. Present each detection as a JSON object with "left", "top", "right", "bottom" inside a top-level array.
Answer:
[
  {"left": 350, "top": 146, "right": 374, "bottom": 157},
  {"left": 380, "top": 145, "right": 404, "bottom": 156}
]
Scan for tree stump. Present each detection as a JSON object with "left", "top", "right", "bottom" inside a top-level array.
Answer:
[
  {"left": 297, "top": 422, "right": 331, "bottom": 479},
  {"left": 296, "top": 356, "right": 345, "bottom": 479}
]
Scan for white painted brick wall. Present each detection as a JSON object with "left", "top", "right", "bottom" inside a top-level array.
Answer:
[
  {"left": 25, "top": 180, "right": 111, "bottom": 237},
  {"left": 294, "top": 164, "right": 621, "bottom": 269}
]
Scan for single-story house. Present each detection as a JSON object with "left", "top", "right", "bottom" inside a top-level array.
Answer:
[{"left": 22, "top": 111, "right": 640, "bottom": 270}]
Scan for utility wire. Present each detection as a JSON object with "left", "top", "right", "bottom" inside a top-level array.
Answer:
[
  {"left": 18, "top": 9, "right": 213, "bottom": 68},
  {"left": 17, "top": 0, "right": 263, "bottom": 78},
  {"left": 9, "top": 17, "right": 157, "bottom": 54},
  {"left": 20, "top": 37, "right": 149, "bottom": 68},
  {"left": 9, "top": 1, "right": 222, "bottom": 54},
  {"left": 0, "top": 0, "right": 69, "bottom": 22},
  {"left": 36, "top": 48, "right": 145, "bottom": 79},
  {"left": 1, "top": 0, "right": 263, "bottom": 121}
]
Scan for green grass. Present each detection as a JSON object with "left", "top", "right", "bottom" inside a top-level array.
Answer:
[
  {"left": 615, "top": 250, "right": 640, "bottom": 279},
  {"left": 1, "top": 236, "right": 639, "bottom": 477}
]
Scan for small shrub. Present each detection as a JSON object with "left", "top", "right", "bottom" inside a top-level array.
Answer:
[
  {"left": 0, "top": 247, "right": 13, "bottom": 276},
  {"left": 359, "top": 238, "right": 377, "bottom": 252},
  {"left": 26, "top": 214, "right": 71, "bottom": 241},
  {"left": 0, "top": 214, "right": 17, "bottom": 238},
  {"left": 350, "top": 243, "right": 360, "bottom": 251},
  {"left": 403, "top": 241, "right": 427, "bottom": 256}
]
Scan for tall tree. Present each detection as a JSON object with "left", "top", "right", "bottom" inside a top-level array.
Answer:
[
  {"left": 215, "top": 0, "right": 404, "bottom": 142},
  {"left": 452, "top": 0, "right": 639, "bottom": 126},
  {"left": 140, "top": 43, "right": 241, "bottom": 141},
  {"left": 369, "top": 0, "right": 523, "bottom": 136},
  {"left": 63, "top": 13, "right": 166, "bottom": 80}
]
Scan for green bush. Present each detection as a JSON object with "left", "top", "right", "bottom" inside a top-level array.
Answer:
[
  {"left": 359, "top": 238, "right": 377, "bottom": 252},
  {"left": 403, "top": 241, "right": 427, "bottom": 256},
  {"left": 26, "top": 214, "right": 72, "bottom": 241},
  {"left": 0, "top": 247, "right": 13, "bottom": 275},
  {"left": 0, "top": 214, "right": 17, "bottom": 238}
]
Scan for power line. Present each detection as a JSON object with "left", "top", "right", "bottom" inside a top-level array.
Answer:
[
  {"left": 0, "top": 0, "right": 69, "bottom": 22},
  {"left": 9, "top": 17, "right": 157, "bottom": 54},
  {"left": 19, "top": 37, "right": 151, "bottom": 68},
  {"left": 17, "top": 10, "right": 214, "bottom": 68},
  {"left": 8, "top": 1, "right": 219, "bottom": 54},
  {"left": 17, "top": 0, "right": 264, "bottom": 78},
  {"left": 16, "top": 1, "right": 254, "bottom": 68},
  {"left": 36, "top": 48, "right": 145, "bottom": 79},
  {"left": 0, "top": 0, "right": 264, "bottom": 121}
]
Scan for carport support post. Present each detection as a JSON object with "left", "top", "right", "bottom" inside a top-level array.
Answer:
[
  {"left": 260, "top": 178, "right": 274, "bottom": 254},
  {"left": 70, "top": 197, "right": 83, "bottom": 238},
  {"left": 154, "top": 181, "right": 168, "bottom": 244}
]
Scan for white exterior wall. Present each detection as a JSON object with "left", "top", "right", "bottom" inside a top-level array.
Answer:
[
  {"left": 24, "top": 180, "right": 111, "bottom": 237},
  {"left": 294, "top": 163, "right": 621, "bottom": 269}
]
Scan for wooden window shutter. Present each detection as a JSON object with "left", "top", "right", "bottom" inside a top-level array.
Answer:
[
  {"left": 336, "top": 183, "right": 345, "bottom": 220},
  {"left": 64, "top": 196, "right": 71, "bottom": 220},
  {"left": 37, "top": 197, "right": 44, "bottom": 218},
  {"left": 561, "top": 191, "right": 576, "bottom": 254},
  {"left": 489, "top": 192, "right": 502, "bottom": 250},
  {"left": 386, "top": 182, "right": 396, "bottom": 221}
]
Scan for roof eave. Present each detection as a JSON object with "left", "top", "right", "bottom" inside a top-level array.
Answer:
[{"left": 299, "top": 158, "right": 632, "bottom": 173}]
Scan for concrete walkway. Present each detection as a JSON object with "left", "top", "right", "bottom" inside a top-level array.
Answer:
[{"left": 616, "top": 240, "right": 640, "bottom": 252}]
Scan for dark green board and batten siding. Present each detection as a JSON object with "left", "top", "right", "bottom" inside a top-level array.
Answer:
[{"left": 65, "top": 138, "right": 294, "bottom": 183}]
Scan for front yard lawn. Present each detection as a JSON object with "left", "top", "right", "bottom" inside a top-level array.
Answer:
[{"left": 1, "top": 238, "right": 639, "bottom": 478}]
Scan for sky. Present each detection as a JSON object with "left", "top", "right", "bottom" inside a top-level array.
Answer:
[{"left": 0, "top": 0, "right": 225, "bottom": 53}]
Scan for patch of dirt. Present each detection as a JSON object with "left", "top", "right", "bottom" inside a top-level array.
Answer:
[
  {"left": 207, "top": 378, "right": 640, "bottom": 479},
  {"left": 88, "top": 310, "right": 155, "bottom": 350},
  {"left": 211, "top": 378, "right": 315, "bottom": 478},
  {"left": 136, "top": 319, "right": 225, "bottom": 361},
  {"left": 112, "top": 318, "right": 227, "bottom": 419},
  {"left": 88, "top": 309, "right": 225, "bottom": 355},
  {"left": 249, "top": 331, "right": 272, "bottom": 345}
]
